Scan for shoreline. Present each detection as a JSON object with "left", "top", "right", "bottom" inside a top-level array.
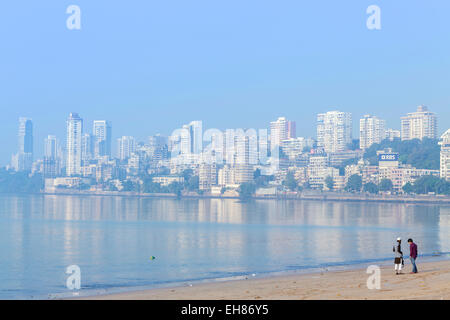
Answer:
[
  {"left": 70, "top": 257, "right": 450, "bottom": 300},
  {"left": 35, "top": 190, "right": 450, "bottom": 205}
]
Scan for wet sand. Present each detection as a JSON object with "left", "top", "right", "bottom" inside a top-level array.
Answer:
[{"left": 80, "top": 259, "right": 450, "bottom": 300}]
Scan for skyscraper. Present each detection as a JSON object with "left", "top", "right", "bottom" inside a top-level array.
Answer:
[
  {"left": 287, "top": 120, "right": 296, "bottom": 139},
  {"left": 18, "top": 117, "right": 33, "bottom": 155},
  {"left": 66, "top": 113, "right": 83, "bottom": 176},
  {"left": 81, "top": 133, "right": 94, "bottom": 162},
  {"left": 359, "top": 115, "right": 386, "bottom": 150},
  {"left": 11, "top": 117, "right": 33, "bottom": 171},
  {"left": 270, "top": 117, "right": 288, "bottom": 149},
  {"left": 317, "top": 111, "right": 352, "bottom": 153},
  {"left": 117, "top": 136, "right": 136, "bottom": 161},
  {"left": 93, "top": 120, "right": 112, "bottom": 158},
  {"left": 44, "top": 135, "right": 60, "bottom": 177},
  {"left": 188, "top": 121, "right": 202, "bottom": 154},
  {"left": 401, "top": 105, "right": 437, "bottom": 141},
  {"left": 44, "top": 135, "right": 58, "bottom": 160}
]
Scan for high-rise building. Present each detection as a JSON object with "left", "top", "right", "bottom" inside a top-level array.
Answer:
[
  {"left": 44, "top": 135, "right": 58, "bottom": 160},
  {"left": 81, "top": 133, "right": 94, "bottom": 162},
  {"left": 270, "top": 117, "right": 288, "bottom": 149},
  {"left": 18, "top": 117, "right": 33, "bottom": 155},
  {"left": 385, "top": 128, "right": 401, "bottom": 141},
  {"left": 401, "top": 105, "right": 437, "bottom": 141},
  {"left": 171, "top": 121, "right": 202, "bottom": 156},
  {"left": 440, "top": 129, "right": 450, "bottom": 181},
  {"left": 287, "top": 121, "right": 296, "bottom": 139},
  {"left": 188, "top": 121, "right": 202, "bottom": 154},
  {"left": 359, "top": 115, "right": 386, "bottom": 150},
  {"left": 117, "top": 136, "right": 136, "bottom": 161},
  {"left": 11, "top": 117, "right": 33, "bottom": 171},
  {"left": 281, "top": 137, "right": 306, "bottom": 160},
  {"left": 43, "top": 135, "right": 60, "bottom": 178},
  {"left": 199, "top": 163, "right": 217, "bottom": 190},
  {"left": 93, "top": 120, "right": 112, "bottom": 158},
  {"left": 66, "top": 113, "right": 83, "bottom": 176},
  {"left": 317, "top": 111, "right": 352, "bottom": 153}
]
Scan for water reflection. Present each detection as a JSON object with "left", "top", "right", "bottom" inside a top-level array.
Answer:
[{"left": 0, "top": 194, "right": 449, "bottom": 299}]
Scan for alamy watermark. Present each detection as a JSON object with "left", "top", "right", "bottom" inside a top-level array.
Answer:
[
  {"left": 66, "top": 265, "right": 81, "bottom": 290},
  {"left": 366, "top": 265, "right": 381, "bottom": 290},
  {"left": 367, "top": 5, "right": 381, "bottom": 30},
  {"left": 66, "top": 5, "right": 81, "bottom": 30}
]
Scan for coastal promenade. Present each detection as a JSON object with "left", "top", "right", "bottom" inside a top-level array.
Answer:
[{"left": 41, "top": 190, "right": 450, "bottom": 204}]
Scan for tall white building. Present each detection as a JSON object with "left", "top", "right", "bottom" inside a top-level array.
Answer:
[
  {"left": 93, "top": 120, "right": 112, "bottom": 158},
  {"left": 66, "top": 113, "right": 83, "bottom": 176},
  {"left": 172, "top": 121, "right": 203, "bottom": 155},
  {"left": 188, "top": 121, "right": 203, "bottom": 154},
  {"left": 117, "top": 136, "right": 136, "bottom": 161},
  {"left": 317, "top": 111, "right": 352, "bottom": 153},
  {"left": 401, "top": 105, "right": 437, "bottom": 141},
  {"left": 44, "top": 135, "right": 58, "bottom": 160},
  {"left": 359, "top": 115, "right": 386, "bottom": 150},
  {"left": 440, "top": 129, "right": 450, "bottom": 181},
  {"left": 43, "top": 135, "right": 62, "bottom": 177},
  {"left": 199, "top": 163, "right": 217, "bottom": 190},
  {"left": 81, "top": 133, "right": 94, "bottom": 162},
  {"left": 11, "top": 117, "right": 33, "bottom": 171},
  {"left": 270, "top": 117, "right": 288, "bottom": 149}
]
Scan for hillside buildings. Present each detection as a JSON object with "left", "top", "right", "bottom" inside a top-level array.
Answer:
[
  {"left": 317, "top": 111, "right": 352, "bottom": 153},
  {"left": 401, "top": 105, "right": 437, "bottom": 141},
  {"left": 359, "top": 115, "right": 386, "bottom": 150},
  {"left": 440, "top": 129, "right": 450, "bottom": 181}
]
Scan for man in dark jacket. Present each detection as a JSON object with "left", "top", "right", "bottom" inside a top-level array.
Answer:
[{"left": 408, "top": 238, "right": 418, "bottom": 273}]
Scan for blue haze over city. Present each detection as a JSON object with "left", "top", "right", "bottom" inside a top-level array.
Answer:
[{"left": 1, "top": 1, "right": 450, "bottom": 164}]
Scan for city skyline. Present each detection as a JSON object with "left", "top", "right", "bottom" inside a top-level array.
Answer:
[{"left": 5, "top": 104, "right": 444, "bottom": 167}]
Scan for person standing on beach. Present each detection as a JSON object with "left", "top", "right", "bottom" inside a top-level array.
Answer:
[
  {"left": 408, "top": 238, "right": 418, "bottom": 274},
  {"left": 393, "top": 237, "right": 403, "bottom": 275}
]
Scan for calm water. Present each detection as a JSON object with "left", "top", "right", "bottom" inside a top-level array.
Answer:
[{"left": 1, "top": 194, "right": 450, "bottom": 299}]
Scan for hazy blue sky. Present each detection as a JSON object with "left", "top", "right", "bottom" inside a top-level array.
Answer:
[{"left": 0, "top": 1, "right": 449, "bottom": 164}]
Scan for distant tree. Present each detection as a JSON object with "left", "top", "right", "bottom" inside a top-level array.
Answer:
[
  {"left": 402, "top": 182, "right": 414, "bottom": 194},
  {"left": 345, "top": 174, "right": 362, "bottom": 192},
  {"left": 121, "top": 180, "right": 137, "bottom": 192},
  {"left": 413, "top": 175, "right": 450, "bottom": 195},
  {"left": 186, "top": 175, "right": 199, "bottom": 192},
  {"left": 379, "top": 179, "right": 393, "bottom": 192},
  {"left": 335, "top": 158, "right": 359, "bottom": 175},
  {"left": 181, "top": 169, "right": 193, "bottom": 180},
  {"left": 364, "top": 182, "right": 379, "bottom": 194},
  {"left": 325, "top": 176, "right": 334, "bottom": 191},
  {"left": 347, "top": 139, "right": 360, "bottom": 151},
  {"left": 254, "top": 169, "right": 274, "bottom": 187},
  {"left": 283, "top": 172, "right": 298, "bottom": 191},
  {"left": 238, "top": 182, "right": 256, "bottom": 199},
  {"left": 0, "top": 170, "right": 43, "bottom": 193},
  {"left": 143, "top": 180, "right": 162, "bottom": 193},
  {"left": 168, "top": 181, "right": 183, "bottom": 197},
  {"left": 302, "top": 146, "right": 312, "bottom": 153}
]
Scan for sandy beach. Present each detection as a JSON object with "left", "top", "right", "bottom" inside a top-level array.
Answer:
[{"left": 80, "top": 259, "right": 450, "bottom": 300}]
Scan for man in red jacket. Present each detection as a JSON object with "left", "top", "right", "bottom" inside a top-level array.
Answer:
[{"left": 408, "top": 238, "right": 418, "bottom": 274}]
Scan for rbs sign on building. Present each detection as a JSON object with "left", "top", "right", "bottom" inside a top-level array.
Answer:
[
  {"left": 378, "top": 153, "right": 399, "bottom": 168},
  {"left": 378, "top": 154, "right": 398, "bottom": 161}
]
